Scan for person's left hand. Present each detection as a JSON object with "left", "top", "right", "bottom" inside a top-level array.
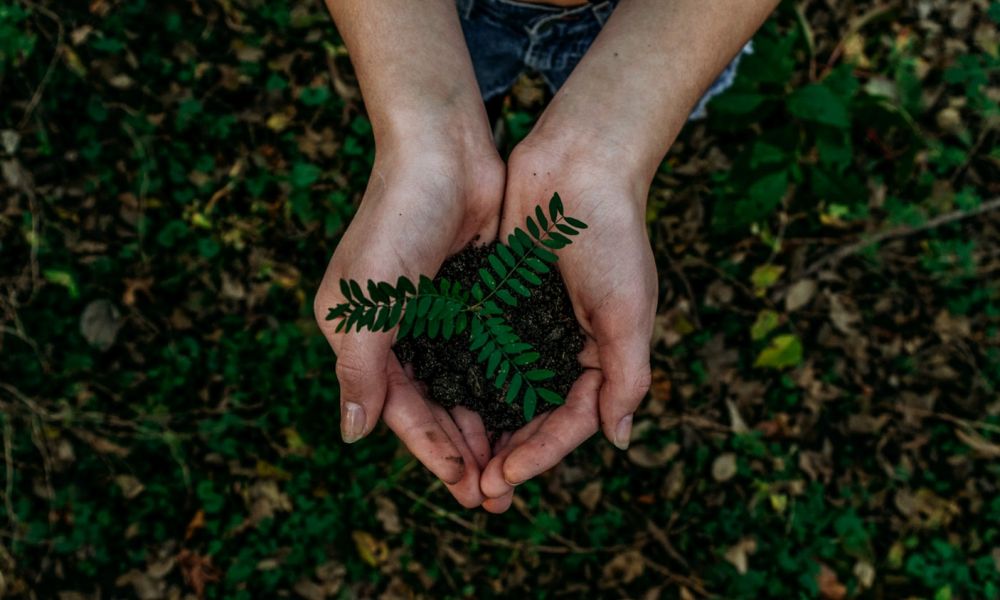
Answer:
[{"left": 478, "top": 133, "right": 658, "bottom": 513}]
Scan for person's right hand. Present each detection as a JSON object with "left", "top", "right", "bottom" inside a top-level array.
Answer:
[{"left": 314, "top": 128, "right": 505, "bottom": 508}]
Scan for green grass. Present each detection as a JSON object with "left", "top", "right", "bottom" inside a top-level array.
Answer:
[{"left": 1, "top": 1, "right": 998, "bottom": 598}]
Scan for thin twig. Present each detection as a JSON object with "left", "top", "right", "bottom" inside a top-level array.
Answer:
[
  {"left": 819, "top": 1, "right": 900, "bottom": 80},
  {"left": 645, "top": 518, "right": 690, "bottom": 570},
  {"left": 804, "top": 196, "right": 1000, "bottom": 276},
  {"left": 398, "top": 485, "right": 636, "bottom": 555},
  {"left": 0, "top": 324, "right": 48, "bottom": 372},
  {"left": 642, "top": 557, "right": 712, "bottom": 597},
  {"left": 398, "top": 486, "right": 572, "bottom": 554},
  {"left": 662, "top": 252, "right": 701, "bottom": 329},
  {"left": 120, "top": 121, "right": 151, "bottom": 258},
  {"left": 509, "top": 495, "right": 593, "bottom": 553},
  {"left": 2, "top": 416, "right": 17, "bottom": 539},
  {"left": 949, "top": 128, "right": 992, "bottom": 186},
  {"left": 17, "top": 0, "right": 65, "bottom": 130},
  {"left": 793, "top": 1, "right": 816, "bottom": 82},
  {"left": 892, "top": 404, "right": 1000, "bottom": 434}
]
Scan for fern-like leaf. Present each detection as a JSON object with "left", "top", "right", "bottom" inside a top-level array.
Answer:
[
  {"left": 472, "top": 194, "right": 588, "bottom": 316},
  {"left": 326, "top": 193, "right": 586, "bottom": 422},
  {"left": 471, "top": 313, "right": 559, "bottom": 421}
]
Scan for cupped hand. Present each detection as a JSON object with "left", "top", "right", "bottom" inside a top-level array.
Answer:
[
  {"left": 314, "top": 133, "right": 505, "bottom": 508},
  {"left": 480, "top": 137, "right": 658, "bottom": 512}
]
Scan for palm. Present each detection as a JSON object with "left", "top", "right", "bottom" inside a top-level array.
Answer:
[
  {"left": 479, "top": 153, "right": 656, "bottom": 512},
  {"left": 315, "top": 148, "right": 504, "bottom": 508}
]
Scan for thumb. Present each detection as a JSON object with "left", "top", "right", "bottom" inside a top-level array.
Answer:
[
  {"left": 597, "top": 330, "right": 651, "bottom": 450},
  {"left": 333, "top": 331, "right": 392, "bottom": 443}
]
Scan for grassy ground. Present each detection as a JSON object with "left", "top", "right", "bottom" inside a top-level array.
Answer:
[{"left": 1, "top": 1, "right": 998, "bottom": 598}]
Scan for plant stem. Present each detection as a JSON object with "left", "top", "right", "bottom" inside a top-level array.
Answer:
[{"left": 471, "top": 213, "right": 569, "bottom": 311}]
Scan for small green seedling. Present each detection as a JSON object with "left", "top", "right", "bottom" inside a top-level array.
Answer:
[{"left": 326, "top": 193, "right": 587, "bottom": 421}]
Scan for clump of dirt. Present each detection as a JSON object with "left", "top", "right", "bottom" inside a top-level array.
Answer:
[{"left": 394, "top": 242, "right": 584, "bottom": 432}]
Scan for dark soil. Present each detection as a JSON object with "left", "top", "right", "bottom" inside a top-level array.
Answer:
[{"left": 394, "top": 243, "right": 585, "bottom": 432}]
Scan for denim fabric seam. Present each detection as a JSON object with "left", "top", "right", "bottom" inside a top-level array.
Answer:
[
  {"left": 589, "top": 1, "right": 613, "bottom": 25},
  {"left": 495, "top": 0, "right": 562, "bottom": 12},
  {"left": 525, "top": 3, "right": 601, "bottom": 36}
]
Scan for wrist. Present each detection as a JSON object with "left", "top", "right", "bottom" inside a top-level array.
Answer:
[
  {"left": 526, "top": 101, "right": 673, "bottom": 191},
  {"left": 371, "top": 83, "right": 494, "bottom": 148},
  {"left": 513, "top": 125, "right": 653, "bottom": 210},
  {"left": 372, "top": 112, "right": 505, "bottom": 220},
  {"left": 378, "top": 106, "right": 495, "bottom": 164}
]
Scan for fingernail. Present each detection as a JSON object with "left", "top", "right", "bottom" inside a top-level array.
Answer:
[
  {"left": 502, "top": 468, "right": 523, "bottom": 488},
  {"left": 341, "top": 402, "right": 366, "bottom": 443},
  {"left": 613, "top": 414, "right": 633, "bottom": 450}
]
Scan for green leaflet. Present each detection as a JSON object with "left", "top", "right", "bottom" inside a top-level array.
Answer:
[
  {"left": 536, "top": 388, "right": 564, "bottom": 405},
  {"left": 324, "top": 193, "right": 590, "bottom": 419}
]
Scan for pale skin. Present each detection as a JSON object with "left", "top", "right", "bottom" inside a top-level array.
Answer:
[{"left": 316, "top": 0, "right": 780, "bottom": 512}]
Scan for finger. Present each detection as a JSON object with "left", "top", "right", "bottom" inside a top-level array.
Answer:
[
  {"left": 331, "top": 331, "right": 393, "bottom": 443},
  {"left": 501, "top": 369, "right": 602, "bottom": 485},
  {"left": 382, "top": 359, "right": 465, "bottom": 485},
  {"left": 450, "top": 406, "right": 491, "bottom": 470},
  {"left": 492, "top": 432, "right": 513, "bottom": 455},
  {"left": 596, "top": 331, "right": 652, "bottom": 450},
  {"left": 482, "top": 490, "right": 514, "bottom": 514},
  {"left": 482, "top": 438, "right": 514, "bottom": 513},
  {"left": 429, "top": 403, "right": 485, "bottom": 509},
  {"left": 480, "top": 414, "right": 551, "bottom": 499},
  {"left": 314, "top": 272, "right": 393, "bottom": 444}
]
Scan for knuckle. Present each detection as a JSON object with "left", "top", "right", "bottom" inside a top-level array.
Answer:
[
  {"left": 335, "top": 354, "right": 370, "bottom": 389},
  {"left": 312, "top": 291, "right": 331, "bottom": 327},
  {"left": 633, "top": 372, "right": 652, "bottom": 399},
  {"left": 625, "top": 374, "right": 651, "bottom": 412},
  {"left": 627, "top": 370, "right": 652, "bottom": 405},
  {"left": 606, "top": 366, "right": 651, "bottom": 406}
]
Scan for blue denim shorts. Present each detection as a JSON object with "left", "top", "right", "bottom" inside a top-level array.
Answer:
[{"left": 456, "top": 0, "right": 752, "bottom": 119}]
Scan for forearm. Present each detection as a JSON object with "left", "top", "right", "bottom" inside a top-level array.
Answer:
[
  {"left": 530, "top": 0, "right": 779, "bottom": 184},
  {"left": 325, "top": 1, "right": 492, "bottom": 148}
]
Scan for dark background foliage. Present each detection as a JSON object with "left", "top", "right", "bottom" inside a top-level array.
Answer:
[{"left": 1, "top": 0, "right": 998, "bottom": 598}]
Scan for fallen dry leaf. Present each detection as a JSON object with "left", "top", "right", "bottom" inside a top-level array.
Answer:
[
  {"left": 711, "top": 453, "right": 738, "bottom": 482},
  {"left": 375, "top": 496, "right": 402, "bottom": 534},
  {"left": 601, "top": 550, "right": 645, "bottom": 587},
  {"left": 184, "top": 510, "right": 205, "bottom": 541},
  {"left": 853, "top": 560, "right": 875, "bottom": 589},
  {"left": 954, "top": 427, "right": 1000, "bottom": 459},
  {"left": 176, "top": 549, "right": 221, "bottom": 599},
  {"left": 579, "top": 480, "right": 603, "bottom": 511},
  {"left": 816, "top": 562, "right": 847, "bottom": 600},
  {"left": 724, "top": 537, "right": 757, "bottom": 574},
  {"left": 628, "top": 442, "right": 680, "bottom": 469},
  {"left": 114, "top": 474, "right": 144, "bottom": 500},
  {"left": 785, "top": 279, "right": 818, "bottom": 312},
  {"left": 726, "top": 399, "right": 750, "bottom": 434},
  {"left": 115, "top": 569, "right": 165, "bottom": 600},
  {"left": 80, "top": 299, "right": 123, "bottom": 351},
  {"left": 352, "top": 531, "right": 388, "bottom": 568}
]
